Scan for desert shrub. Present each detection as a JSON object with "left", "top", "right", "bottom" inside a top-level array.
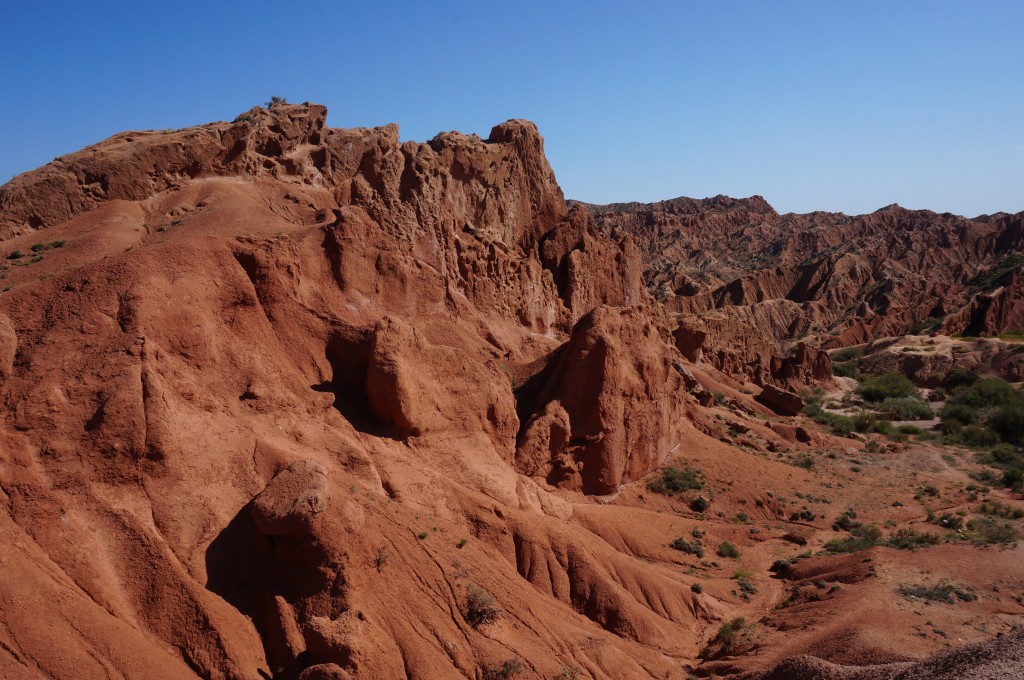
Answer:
[
  {"left": 857, "top": 373, "right": 918, "bottom": 403},
  {"left": 898, "top": 583, "right": 976, "bottom": 604},
  {"left": 669, "top": 538, "right": 704, "bottom": 558},
  {"left": 802, "top": 403, "right": 855, "bottom": 435},
  {"left": 928, "top": 386, "right": 947, "bottom": 402},
  {"left": 832, "top": 361, "right": 861, "bottom": 379},
  {"left": 966, "top": 516, "right": 1020, "bottom": 545},
  {"left": 898, "top": 424, "right": 923, "bottom": 435},
  {"left": 957, "top": 378, "right": 1023, "bottom": 410},
  {"left": 960, "top": 425, "right": 1001, "bottom": 447},
  {"left": 824, "top": 524, "right": 882, "bottom": 553},
  {"left": 977, "top": 500, "right": 1024, "bottom": 520},
  {"left": 482, "top": 659, "right": 523, "bottom": 679},
  {"left": 887, "top": 528, "right": 942, "bottom": 549},
  {"left": 832, "top": 509, "right": 859, "bottom": 532},
  {"left": 1002, "top": 466, "right": 1024, "bottom": 492},
  {"left": 735, "top": 576, "right": 757, "bottom": 597},
  {"left": 794, "top": 453, "right": 816, "bottom": 470},
  {"left": 943, "top": 368, "right": 980, "bottom": 390},
  {"left": 716, "top": 541, "right": 741, "bottom": 559},
  {"left": 264, "top": 95, "right": 288, "bottom": 106},
  {"left": 832, "top": 347, "right": 865, "bottom": 362},
  {"left": 928, "top": 512, "right": 964, "bottom": 530},
  {"left": 878, "top": 397, "right": 934, "bottom": 420},
  {"left": 939, "top": 402, "right": 979, "bottom": 425},
  {"left": 6, "top": 250, "right": 23, "bottom": 260},
  {"left": 989, "top": 402, "right": 1024, "bottom": 445},
  {"left": 714, "top": 617, "right": 746, "bottom": 653},
  {"left": 465, "top": 585, "right": 502, "bottom": 627},
  {"left": 555, "top": 666, "right": 581, "bottom": 680},
  {"left": 647, "top": 466, "right": 703, "bottom": 495},
  {"left": 868, "top": 419, "right": 907, "bottom": 441},
  {"left": 690, "top": 583, "right": 703, "bottom": 594}
]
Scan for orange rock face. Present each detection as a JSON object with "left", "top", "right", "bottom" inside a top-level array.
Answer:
[
  {"left": 1, "top": 104, "right": 1022, "bottom": 680},
  {"left": 585, "top": 196, "right": 1024, "bottom": 385}
]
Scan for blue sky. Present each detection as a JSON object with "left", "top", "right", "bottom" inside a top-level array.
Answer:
[{"left": 2, "top": 1, "right": 1021, "bottom": 216}]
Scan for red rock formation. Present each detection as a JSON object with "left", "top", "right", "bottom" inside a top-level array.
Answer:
[
  {"left": 516, "top": 306, "right": 690, "bottom": 494},
  {"left": 0, "top": 103, "right": 723, "bottom": 679},
  {"left": 585, "top": 197, "right": 1024, "bottom": 379}
]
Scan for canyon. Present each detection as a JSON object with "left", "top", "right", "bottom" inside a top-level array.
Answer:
[{"left": 0, "top": 103, "right": 1021, "bottom": 679}]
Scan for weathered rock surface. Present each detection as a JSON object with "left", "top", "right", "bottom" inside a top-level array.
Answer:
[
  {"left": 516, "top": 306, "right": 690, "bottom": 494},
  {"left": 1, "top": 102, "right": 1020, "bottom": 680},
  {"left": 584, "top": 196, "right": 1024, "bottom": 385}
]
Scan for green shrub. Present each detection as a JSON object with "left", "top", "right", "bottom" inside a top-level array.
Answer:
[
  {"left": 857, "top": 373, "right": 918, "bottom": 403},
  {"left": 714, "top": 617, "right": 746, "bottom": 653},
  {"left": 878, "top": 397, "right": 935, "bottom": 420},
  {"left": 989, "top": 403, "right": 1024, "bottom": 444},
  {"left": 832, "top": 361, "right": 861, "bottom": 379},
  {"left": 832, "top": 347, "right": 865, "bottom": 362},
  {"left": 928, "top": 512, "right": 964, "bottom": 530},
  {"left": 887, "top": 528, "right": 941, "bottom": 550},
  {"left": 953, "top": 378, "right": 1023, "bottom": 410},
  {"left": 647, "top": 466, "right": 703, "bottom": 495},
  {"left": 716, "top": 541, "right": 741, "bottom": 559},
  {"left": 465, "top": 585, "right": 502, "bottom": 627},
  {"left": 940, "top": 402, "right": 979, "bottom": 425},
  {"left": 943, "top": 368, "right": 980, "bottom": 389},
  {"left": 690, "top": 583, "right": 703, "bottom": 594},
  {"left": 977, "top": 500, "right": 1024, "bottom": 520},
  {"left": 966, "top": 517, "right": 1020, "bottom": 545},
  {"left": 825, "top": 524, "right": 882, "bottom": 553},
  {"left": 960, "top": 425, "right": 1001, "bottom": 447},
  {"left": 669, "top": 538, "right": 704, "bottom": 557}
]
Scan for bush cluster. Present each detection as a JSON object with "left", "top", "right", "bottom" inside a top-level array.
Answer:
[
  {"left": 647, "top": 466, "right": 703, "bottom": 495},
  {"left": 936, "top": 377, "right": 1024, "bottom": 491}
]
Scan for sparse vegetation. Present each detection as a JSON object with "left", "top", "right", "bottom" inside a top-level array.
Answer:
[
  {"left": 898, "top": 583, "right": 976, "bottom": 604},
  {"left": 877, "top": 396, "right": 934, "bottom": 420},
  {"left": 647, "top": 466, "right": 703, "bottom": 495},
  {"left": 670, "top": 537, "right": 704, "bottom": 558},
  {"left": 857, "top": 373, "right": 918, "bottom": 403},
  {"left": 887, "top": 527, "right": 941, "bottom": 550},
  {"left": 934, "top": 377, "right": 1024, "bottom": 491},
  {"left": 927, "top": 512, "right": 964, "bottom": 530},
  {"left": 465, "top": 584, "right": 502, "bottom": 627},
  {"left": 713, "top": 617, "right": 746, "bottom": 653},
  {"left": 264, "top": 95, "right": 288, "bottom": 107},
  {"left": 977, "top": 500, "right": 1024, "bottom": 520},
  {"left": 481, "top": 658, "right": 523, "bottom": 679},
  {"left": 824, "top": 524, "right": 940, "bottom": 553},
  {"left": 716, "top": 541, "right": 741, "bottom": 559},
  {"left": 965, "top": 516, "right": 1020, "bottom": 545},
  {"left": 374, "top": 547, "right": 391, "bottom": 570}
]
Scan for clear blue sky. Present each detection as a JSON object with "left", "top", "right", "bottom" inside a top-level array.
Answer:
[{"left": 3, "top": 1, "right": 1022, "bottom": 216}]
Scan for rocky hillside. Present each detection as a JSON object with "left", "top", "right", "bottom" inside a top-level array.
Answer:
[
  {"left": 584, "top": 196, "right": 1024, "bottom": 385},
  {"left": 1, "top": 104, "right": 1021, "bottom": 679}
]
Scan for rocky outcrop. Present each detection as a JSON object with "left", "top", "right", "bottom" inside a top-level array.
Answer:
[
  {"left": 517, "top": 306, "right": 688, "bottom": 495},
  {"left": 585, "top": 197, "right": 1024, "bottom": 365},
  {"left": 672, "top": 300, "right": 832, "bottom": 389},
  {"left": 856, "top": 334, "right": 1024, "bottom": 384},
  {"left": 756, "top": 384, "right": 804, "bottom": 416},
  {"left": 0, "top": 103, "right": 709, "bottom": 679}
]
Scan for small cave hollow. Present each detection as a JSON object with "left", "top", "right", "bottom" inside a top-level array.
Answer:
[{"left": 313, "top": 326, "right": 392, "bottom": 437}]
